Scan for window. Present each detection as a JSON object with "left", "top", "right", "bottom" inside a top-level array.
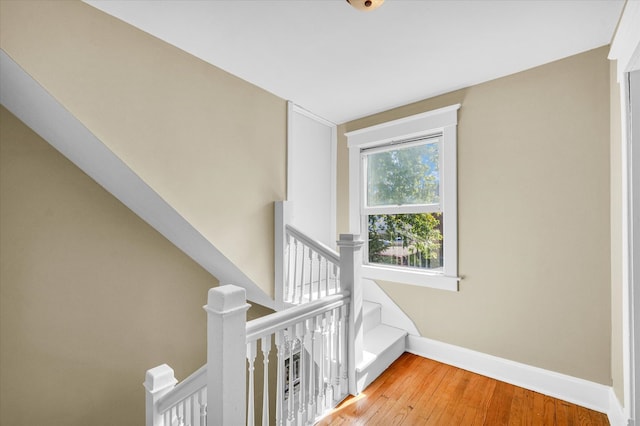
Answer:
[
  {"left": 363, "top": 136, "right": 443, "bottom": 271},
  {"left": 346, "top": 105, "right": 460, "bottom": 291}
]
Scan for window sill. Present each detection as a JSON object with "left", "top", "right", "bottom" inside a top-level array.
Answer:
[{"left": 361, "top": 265, "right": 460, "bottom": 291}]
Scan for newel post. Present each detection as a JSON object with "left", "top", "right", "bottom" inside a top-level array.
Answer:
[
  {"left": 337, "top": 234, "right": 365, "bottom": 395},
  {"left": 144, "top": 364, "right": 177, "bottom": 426},
  {"left": 204, "top": 285, "right": 251, "bottom": 426}
]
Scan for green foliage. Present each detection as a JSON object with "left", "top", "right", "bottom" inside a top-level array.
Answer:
[
  {"left": 368, "top": 214, "right": 442, "bottom": 267},
  {"left": 366, "top": 141, "right": 442, "bottom": 268},
  {"left": 367, "top": 142, "right": 439, "bottom": 206}
]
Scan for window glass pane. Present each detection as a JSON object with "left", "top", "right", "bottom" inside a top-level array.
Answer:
[
  {"left": 368, "top": 213, "right": 443, "bottom": 270},
  {"left": 366, "top": 141, "right": 439, "bottom": 207}
]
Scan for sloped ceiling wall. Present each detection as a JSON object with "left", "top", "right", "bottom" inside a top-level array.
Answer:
[{"left": 0, "top": 0, "right": 287, "bottom": 300}]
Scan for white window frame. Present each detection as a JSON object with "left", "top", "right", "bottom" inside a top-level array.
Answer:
[{"left": 346, "top": 104, "right": 461, "bottom": 291}]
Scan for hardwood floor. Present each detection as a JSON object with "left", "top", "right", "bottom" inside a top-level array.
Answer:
[{"left": 318, "top": 353, "right": 609, "bottom": 426}]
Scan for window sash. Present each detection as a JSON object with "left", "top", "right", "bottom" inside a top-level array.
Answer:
[
  {"left": 362, "top": 203, "right": 440, "bottom": 215},
  {"left": 360, "top": 134, "right": 440, "bottom": 155},
  {"left": 361, "top": 136, "right": 442, "bottom": 212}
]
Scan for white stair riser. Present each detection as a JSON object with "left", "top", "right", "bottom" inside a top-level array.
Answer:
[
  {"left": 363, "top": 301, "right": 382, "bottom": 334},
  {"left": 357, "top": 334, "right": 406, "bottom": 392}
]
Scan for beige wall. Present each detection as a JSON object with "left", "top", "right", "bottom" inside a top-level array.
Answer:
[
  {"left": 0, "top": 106, "right": 271, "bottom": 425},
  {"left": 0, "top": 0, "right": 287, "bottom": 298},
  {"left": 609, "top": 59, "right": 625, "bottom": 402},
  {"left": 339, "top": 47, "right": 612, "bottom": 384}
]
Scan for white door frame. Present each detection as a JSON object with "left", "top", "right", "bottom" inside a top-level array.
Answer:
[
  {"left": 609, "top": 3, "right": 640, "bottom": 424},
  {"left": 629, "top": 68, "right": 640, "bottom": 426}
]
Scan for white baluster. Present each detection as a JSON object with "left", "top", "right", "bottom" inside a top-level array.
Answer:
[
  {"left": 261, "top": 335, "right": 271, "bottom": 426},
  {"left": 308, "top": 249, "right": 315, "bottom": 301},
  {"left": 333, "top": 308, "right": 343, "bottom": 402},
  {"left": 189, "top": 394, "right": 195, "bottom": 426},
  {"left": 299, "top": 245, "right": 306, "bottom": 304},
  {"left": 172, "top": 407, "right": 178, "bottom": 426},
  {"left": 339, "top": 304, "right": 349, "bottom": 397},
  {"left": 324, "top": 258, "right": 330, "bottom": 297},
  {"left": 284, "top": 234, "right": 292, "bottom": 303},
  {"left": 296, "top": 322, "right": 307, "bottom": 425},
  {"left": 316, "top": 253, "right": 322, "bottom": 299},
  {"left": 318, "top": 313, "right": 328, "bottom": 410},
  {"left": 326, "top": 310, "right": 336, "bottom": 405},
  {"left": 198, "top": 389, "right": 206, "bottom": 426},
  {"left": 307, "top": 317, "right": 317, "bottom": 420},
  {"left": 247, "top": 340, "right": 257, "bottom": 426},
  {"left": 286, "top": 327, "right": 295, "bottom": 426},
  {"left": 291, "top": 239, "right": 299, "bottom": 303},
  {"left": 275, "top": 330, "right": 285, "bottom": 426}
]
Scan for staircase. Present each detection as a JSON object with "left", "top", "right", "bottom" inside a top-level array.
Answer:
[
  {"left": 278, "top": 208, "right": 409, "bottom": 395},
  {"left": 144, "top": 204, "right": 411, "bottom": 426},
  {"left": 358, "top": 301, "right": 408, "bottom": 390}
]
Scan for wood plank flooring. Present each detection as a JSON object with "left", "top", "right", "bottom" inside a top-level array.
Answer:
[{"left": 318, "top": 353, "right": 609, "bottom": 426}]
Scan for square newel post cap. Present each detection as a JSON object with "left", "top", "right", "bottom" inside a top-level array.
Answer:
[
  {"left": 144, "top": 364, "right": 177, "bottom": 393},
  {"left": 204, "top": 284, "right": 251, "bottom": 315},
  {"left": 337, "top": 234, "right": 365, "bottom": 248}
]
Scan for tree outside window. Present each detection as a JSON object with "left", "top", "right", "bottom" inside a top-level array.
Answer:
[{"left": 363, "top": 139, "right": 443, "bottom": 271}]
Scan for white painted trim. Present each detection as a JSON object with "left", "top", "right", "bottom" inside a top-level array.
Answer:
[
  {"left": 609, "top": 388, "right": 631, "bottom": 426},
  {"left": 610, "top": 6, "right": 640, "bottom": 421},
  {"left": 274, "top": 201, "right": 291, "bottom": 311},
  {"left": 346, "top": 104, "right": 461, "bottom": 291},
  {"left": 362, "top": 265, "right": 459, "bottom": 291},
  {"left": 330, "top": 118, "right": 338, "bottom": 247},
  {"left": 345, "top": 104, "right": 461, "bottom": 148},
  {"left": 290, "top": 102, "right": 337, "bottom": 128},
  {"left": 442, "top": 120, "right": 458, "bottom": 278},
  {"left": 407, "top": 335, "right": 613, "bottom": 416},
  {"left": 620, "top": 72, "right": 634, "bottom": 425},
  {"left": 609, "top": 0, "right": 640, "bottom": 80},
  {"left": 362, "top": 278, "right": 420, "bottom": 335},
  {"left": 348, "top": 146, "right": 361, "bottom": 234},
  {"left": 0, "top": 49, "right": 275, "bottom": 309},
  {"left": 286, "top": 101, "right": 295, "bottom": 202},
  {"left": 628, "top": 69, "right": 640, "bottom": 426}
]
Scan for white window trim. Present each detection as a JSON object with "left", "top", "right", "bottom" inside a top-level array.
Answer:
[
  {"left": 346, "top": 104, "right": 461, "bottom": 291},
  {"left": 609, "top": 1, "right": 640, "bottom": 419}
]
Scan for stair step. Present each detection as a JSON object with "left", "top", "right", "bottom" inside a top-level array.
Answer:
[
  {"left": 363, "top": 300, "right": 381, "bottom": 334},
  {"left": 356, "top": 323, "right": 407, "bottom": 391}
]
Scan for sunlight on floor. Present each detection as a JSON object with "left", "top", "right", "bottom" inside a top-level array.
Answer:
[{"left": 331, "top": 392, "right": 367, "bottom": 412}]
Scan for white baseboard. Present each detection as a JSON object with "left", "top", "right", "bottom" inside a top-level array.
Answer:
[
  {"left": 608, "top": 388, "right": 631, "bottom": 426},
  {"left": 406, "top": 335, "right": 625, "bottom": 422}
]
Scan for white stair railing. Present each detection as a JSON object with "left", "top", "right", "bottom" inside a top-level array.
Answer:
[
  {"left": 145, "top": 230, "right": 365, "bottom": 426},
  {"left": 245, "top": 291, "right": 350, "bottom": 425},
  {"left": 284, "top": 225, "right": 341, "bottom": 305},
  {"left": 145, "top": 365, "right": 207, "bottom": 426}
]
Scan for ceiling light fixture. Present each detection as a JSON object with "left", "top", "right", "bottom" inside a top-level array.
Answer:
[{"left": 346, "top": 0, "right": 385, "bottom": 12}]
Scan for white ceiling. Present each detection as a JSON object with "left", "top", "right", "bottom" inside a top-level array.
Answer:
[{"left": 85, "top": 0, "right": 625, "bottom": 124}]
